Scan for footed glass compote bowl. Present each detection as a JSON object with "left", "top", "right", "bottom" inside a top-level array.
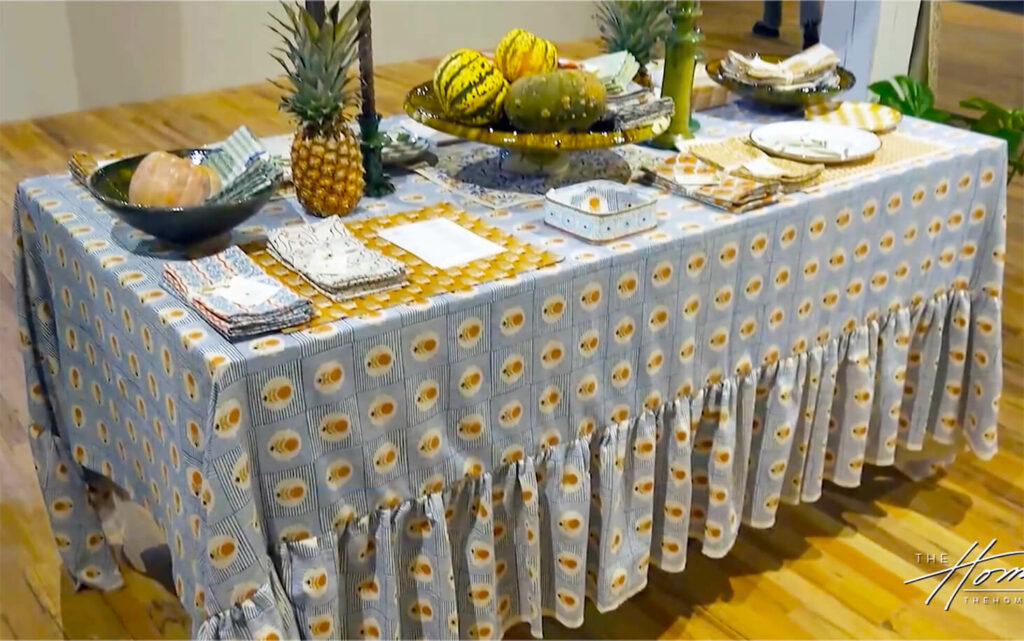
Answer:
[
  {"left": 704, "top": 54, "right": 856, "bottom": 108},
  {"left": 403, "top": 81, "right": 669, "bottom": 175}
]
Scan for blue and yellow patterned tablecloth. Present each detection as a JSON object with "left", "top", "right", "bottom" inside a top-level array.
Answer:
[{"left": 14, "top": 107, "right": 1007, "bottom": 639}]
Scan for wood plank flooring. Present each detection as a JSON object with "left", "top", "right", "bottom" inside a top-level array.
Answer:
[{"left": 1, "top": 2, "right": 1021, "bottom": 639}]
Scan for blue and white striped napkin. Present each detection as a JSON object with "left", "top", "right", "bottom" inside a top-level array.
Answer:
[{"left": 202, "top": 126, "right": 283, "bottom": 204}]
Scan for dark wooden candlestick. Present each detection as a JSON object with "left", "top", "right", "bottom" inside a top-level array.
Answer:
[
  {"left": 355, "top": 0, "right": 394, "bottom": 196},
  {"left": 304, "top": 0, "right": 325, "bottom": 25}
]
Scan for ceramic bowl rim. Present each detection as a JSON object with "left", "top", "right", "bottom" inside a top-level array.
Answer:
[
  {"left": 705, "top": 55, "right": 856, "bottom": 104},
  {"left": 87, "top": 148, "right": 279, "bottom": 214},
  {"left": 545, "top": 179, "right": 657, "bottom": 217}
]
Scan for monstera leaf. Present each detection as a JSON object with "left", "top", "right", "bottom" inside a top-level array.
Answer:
[
  {"left": 959, "top": 97, "right": 1024, "bottom": 182},
  {"left": 868, "top": 75, "right": 951, "bottom": 123}
]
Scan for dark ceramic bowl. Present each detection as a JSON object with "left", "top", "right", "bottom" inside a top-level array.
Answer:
[
  {"left": 87, "top": 148, "right": 276, "bottom": 245},
  {"left": 705, "top": 55, "right": 855, "bottom": 107}
]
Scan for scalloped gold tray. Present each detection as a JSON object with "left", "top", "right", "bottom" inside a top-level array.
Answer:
[{"left": 403, "top": 81, "right": 668, "bottom": 154}]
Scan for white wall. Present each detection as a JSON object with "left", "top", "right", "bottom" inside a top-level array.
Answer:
[
  {"left": 0, "top": 2, "right": 81, "bottom": 121},
  {"left": 821, "top": 0, "right": 919, "bottom": 102},
  {"left": 370, "top": 1, "right": 595, "bottom": 64},
  {"left": 0, "top": 1, "right": 596, "bottom": 122}
]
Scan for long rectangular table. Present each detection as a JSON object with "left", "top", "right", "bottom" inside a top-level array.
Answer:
[{"left": 14, "top": 105, "right": 1006, "bottom": 639}]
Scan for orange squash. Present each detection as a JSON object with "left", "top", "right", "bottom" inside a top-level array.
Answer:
[{"left": 128, "top": 151, "right": 221, "bottom": 207}]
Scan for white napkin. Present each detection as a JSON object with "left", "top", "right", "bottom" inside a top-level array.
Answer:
[
  {"left": 267, "top": 218, "right": 407, "bottom": 300},
  {"left": 725, "top": 44, "right": 839, "bottom": 85},
  {"left": 582, "top": 51, "right": 641, "bottom": 93}
]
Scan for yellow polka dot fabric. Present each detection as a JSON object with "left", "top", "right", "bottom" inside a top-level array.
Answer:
[
  {"left": 243, "top": 202, "right": 561, "bottom": 329},
  {"left": 13, "top": 110, "right": 1007, "bottom": 638},
  {"left": 804, "top": 101, "right": 903, "bottom": 133}
]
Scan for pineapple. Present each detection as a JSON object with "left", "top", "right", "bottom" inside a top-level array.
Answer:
[
  {"left": 595, "top": 1, "right": 675, "bottom": 85},
  {"left": 271, "top": 1, "right": 364, "bottom": 216}
]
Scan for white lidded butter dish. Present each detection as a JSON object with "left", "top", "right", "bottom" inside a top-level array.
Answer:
[{"left": 544, "top": 180, "right": 657, "bottom": 243}]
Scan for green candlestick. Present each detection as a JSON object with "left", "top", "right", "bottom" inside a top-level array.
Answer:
[{"left": 653, "top": 1, "right": 703, "bottom": 148}]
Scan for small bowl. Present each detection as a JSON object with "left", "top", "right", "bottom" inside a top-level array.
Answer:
[
  {"left": 87, "top": 148, "right": 276, "bottom": 245},
  {"left": 381, "top": 130, "right": 430, "bottom": 166},
  {"left": 545, "top": 180, "right": 657, "bottom": 243}
]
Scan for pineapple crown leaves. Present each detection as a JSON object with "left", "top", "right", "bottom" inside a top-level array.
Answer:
[
  {"left": 595, "top": 1, "right": 675, "bottom": 66},
  {"left": 269, "top": 1, "right": 360, "bottom": 132}
]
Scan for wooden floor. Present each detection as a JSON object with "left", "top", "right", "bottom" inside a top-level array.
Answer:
[{"left": 1, "top": 2, "right": 1021, "bottom": 639}]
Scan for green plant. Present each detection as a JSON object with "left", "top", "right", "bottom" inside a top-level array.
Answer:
[
  {"left": 869, "top": 75, "right": 1023, "bottom": 184},
  {"left": 868, "top": 75, "right": 951, "bottom": 122},
  {"left": 958, "top": 97, "right": 1024, "bottom": 183}
]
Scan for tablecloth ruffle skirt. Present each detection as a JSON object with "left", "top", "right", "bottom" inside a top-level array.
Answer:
[{"left": 193, "top": 285, "right": 1000, "bottom": 640}]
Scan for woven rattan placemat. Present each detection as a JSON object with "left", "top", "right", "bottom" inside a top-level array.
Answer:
[
  {"left": 683, "top": 131, "right": 945, "bottom": 192},
  {"left": 242, "top": 202, "right": 561, "bottom": 329},
  {"left": 806, "top": 131, "right": 946, "bottom": 189}
]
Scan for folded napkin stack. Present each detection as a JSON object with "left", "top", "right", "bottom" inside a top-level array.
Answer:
[
  {"left": 202, "top": 126, "right": 283, "bottom": 204},
  {"left": 642, "top": 154, "right": 780, "bottom": 213},
  {"left": 722, "top": 44, "right": 840, "bottom": 91},
  {"left": 267, "top": 218, "right": 406, "bottom": 301},
  {"left": 582, "top": 51, "right": 641, "bottom": 94},
  {"left": 685, "top": 137, "right": 823, "bottom": 188},
  {"left": 604, "top": 92, "right": 676, "bottom": 129},
  {"left": 163, "top": 246, "right": 313, "bottom": 339}
]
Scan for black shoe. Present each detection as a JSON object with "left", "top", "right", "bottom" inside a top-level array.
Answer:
[
  {"left": 752, "top": 21, "right": 780, "bottom": 39},
  {"left": 802, "top": 24, "right": 820, "bottom": 49}
]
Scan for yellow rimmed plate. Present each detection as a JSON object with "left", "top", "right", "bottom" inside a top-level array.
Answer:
[{"left": 804, "top": 101, "right": 902, "bottom": 133}]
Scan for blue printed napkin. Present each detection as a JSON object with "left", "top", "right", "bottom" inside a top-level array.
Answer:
[{"left": 163, "top": 246, "right": 313, "bottom": 339}]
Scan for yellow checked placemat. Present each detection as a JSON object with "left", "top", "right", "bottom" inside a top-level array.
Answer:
[{"left": 242, "top": 202, "right": 561, "bottom": 329}]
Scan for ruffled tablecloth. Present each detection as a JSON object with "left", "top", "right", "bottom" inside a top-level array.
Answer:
[{"left": 13, "top": 107, "right": 1007, "bottom": 639}]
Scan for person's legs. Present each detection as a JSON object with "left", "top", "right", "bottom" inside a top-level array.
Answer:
[
  {"left": 801, "top": 0, "right": 822, "bottom": 48},
  {"left": 753, "top": 0, "right": 783, "bottom": 38},
  {"left": 799, "top": 0, "right": 822, "bottom": 25}
]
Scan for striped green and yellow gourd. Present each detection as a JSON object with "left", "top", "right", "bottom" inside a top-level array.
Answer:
[
  {"left": 433, "top": 49, "right": 508, "bottom": 126},
  {"left": 494, "top": 28, "right": 558, "bottom": 82}
]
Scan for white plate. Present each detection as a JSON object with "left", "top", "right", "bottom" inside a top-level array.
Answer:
[{"left": 749, "top": 120, "right": 881, "bottom": 164}]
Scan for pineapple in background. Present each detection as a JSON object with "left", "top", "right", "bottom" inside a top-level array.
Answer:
[
  {"left": 271, "top": 1, "right": 364, "bottom": 216},
  {"left": 595, "top": 1, "right": 674, "bottom": 86}
]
